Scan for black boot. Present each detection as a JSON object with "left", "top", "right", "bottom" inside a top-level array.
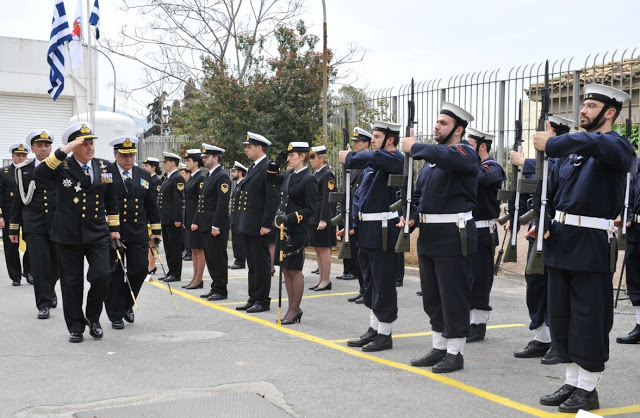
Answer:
[
  {"left": 347, "top": 327, "right": 377, "bottom": 347},
  {"left": 467, "top": 323, "right": 486, "bottom": 343},
  {"left": 362, "top": 333, "right": 392, "bottom": 352},
  {"left": 616, "top": 324, "right": 640, "bottom": 344},
  {"left": 558, "top": 388, "right": 599, "bottom": 413},
  {"left": 410, "top": 348, "right": 447, "bottom": 367},
  {"left": 539, "top": 384, "right": 576, "bottom": 406},
  {"left": 432, "top": 353, "right": 464, "bottom": 373},
  {"left": 541, "top": 345, "right": 560, "bottom": 365},
  {"left": 514, "top": 340, "right": 550, "bottom": 358}
]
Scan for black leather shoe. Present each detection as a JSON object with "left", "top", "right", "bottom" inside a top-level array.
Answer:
[
  {"left": 467, "top": 323, "right": 486, "bottom": 343},
  {"left": 37, "top": 307, "right": 50, "bottom": 319},
  {"left": 336, "top": 273, "right": 347, "bottom": 280},
  {"left": 185, "top": 282, "right": 203, "bottom": 289},
  {"left": 558, "top": 388, "right": 599, "bottom": 413},
  {"left": 416, "top": 291, "right": 422, "bottom": 296},
  {"left": 347, "top": 293, "right": 363, "bottom": 302},
  {"left": 355, "top": 297, "right": 364, "bottom": 304},
  {"left": 69, "top": 332, "right": 83, "bottom": 343},
  {"left": 311, "top": 268, "right": 319, "bottom": 274},
  {"left": 229, "top": 263, "right": 244, "bottom": 270},
  {"left": 111, "top": 320, "right": 125, "bottom": 329},
  {"left": 11, "top": 280, "right": 20, "bottom": 286},
  {"left": 246, "top": 304, "right": 270, "bottom": 313},
  {"left": 207, "top": 293, "right": 227, "bottom": 301},
  {"left": 362, "top": 333, "right": 393, "bottom": 352},
  {"left": 541, "top": 345, "right": 560, "bottom": 365},
  {"left": 396, "top": 281, "right": 403, "bottom": 287},
  {"left": 164, "top": 276, "right": 181, "bottom": 283},
  {"left": 347, "top": 327, "right": 378, "bottom": 347},
  {"left": 200, "top": 291, "right": 215, "bottom": 298},
  {"left": 314, "top": 282, "right": 332, "bottom": 291},
  {"left": 616, "top": 324, "right": 640, "bottom": 344},
  {"left": 183, "top": 256, "right": 192, "bottom": 261},
  {"left": 26, "top": 273, "right": 34, "bottom": 285},
  {"left": 236, "top": 302, "right": 254, "bottom": 311},
  {"left": 342, "top": 274, "right": 356, "bottom": 280},
  {"left": 308, "top": 284, "right": 319, "bottom": 290},
  {"left": 514, "top": 340, "right": 550, "bottom": 358},
  {"left": 539, "top": 384, "right": 576, "bottom": 406},
  {"left": 50, "top": 293, "right": 58, "bottom": 309},
  {"left": 410, "top": 348, "right": 447, "bottom": 367},
  {"left": 86, "top": 320, "right": 103, "bottom": 339},
  {"left": 432, "top": 353, "right": 464, "bottom": 373},
  {"left": 148, "top": 267, "right": 157, "bottom": 275},
  {"left": 124, "top": 309, "right": 134, "bottom": 324}
]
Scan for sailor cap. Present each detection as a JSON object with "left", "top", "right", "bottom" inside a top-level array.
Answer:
[
  {"left": 311, "top": 145, "right": 327, "bottom": 155},
  {"left": 352, "top": 127, "right": 373, "bottom": 141},
  {"left": 162, "top": 151, "right": 181, "bottom": 162},
  {"left": 26, "top": 130, "right": 54, "bottom": 145},
  {"left": 243, "top": 132, "right": 272, "bottom": 147},
  {"left": 201, "top": 143, "right": 225, "bottom": 156},
  {"left": 373, "top": 121, "right": 402, "bottom": 135},
  {"left": 466, "top": 128, "right": 494, "bottom": 144},
  {"left": 144, "top": 157, "right": 160, "bottom": 166},
  {"left": 109, "top": 136, "right": 139, "bottom": 154},
  {"left": 9, "top": 143, "right": 30, "bottom": 154},
  {"left": 232, "top": 161, "right": 248, "bottom": 172},
  {"left": 440, "top": 102, "right": 474, "bottom": 126},
  {"left": 288, "top": 142, "right": 311, "bottom": 153},
  {"left": 62, "top": 122, "right": 97, "bottom": 145},
  {"left": 584, "top": 84, "right": 630, "bottom": 110}
]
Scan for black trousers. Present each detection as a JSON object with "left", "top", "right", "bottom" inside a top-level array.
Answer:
[
  {"left": 470, "top": 240, "right": 494, "bottom": 312},
  {"left": 244, "top": 234, "right": 271, "bottom": 305},
  {"left": 202, "top": 229, "right": 229, "bottom": 296},
  {"left": 105, "top": 241, "right": 148, "bottom": 322},
  {"left": 230, "top": 225, "right": 245, "bottom": 266},
  {"left": 2, "top": 224, "right": 30, "bottom": 281},
  {"left": 418, "top": 253, "right": 471, "bottom": 339},
  {"left": 547, "top": 267, "right": 613, "bottom": 372},
  {"left": 624, "top": 239, "right": 640, "bottom": 306},
  {"left": 23, "top": 233, "right": 60, "bottom": 310},
  {"left": 343, "top": 256, "right": 353, "bottom": 275},
  {"left": 396, "top": 252, "right": 405, "bottom": 283},
  {"left": 359, "top": 247, "right": 398, "bottom": 323},
  {"left": 58, "top": 238, "right": 110, "bottom": 333},
  {"left": 350, "top": 232, "right": 364, "bottom": 294},
  {"left": 525, "top": 239, "right": 548, "bottom": 330},
  {"left": 161, "top": 224, "right": 183, "bottom": 278}
]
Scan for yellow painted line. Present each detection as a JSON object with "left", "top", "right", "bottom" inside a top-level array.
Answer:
[
  {"left": 148, "top": 280, "right": 638, "bottom": 417},
  {"left": 329, "top": 324, "right": 526, "bottom": 343},
  {"left": 596, "top": 404, "right": 640, "bottom": 416},
  {"left": 216, "top": 291, "right": 360, "bottom": 306}
]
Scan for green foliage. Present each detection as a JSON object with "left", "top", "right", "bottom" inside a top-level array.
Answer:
[
  {"left": 613, "top": 122, "right": 639, "bottom": 152},
  {"left": 171, "top": 20, "right": 330, "bottom": 164}
]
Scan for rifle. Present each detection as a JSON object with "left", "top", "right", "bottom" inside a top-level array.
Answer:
[
  {"left": 329, "top": 108, "right": 351, "bottom": 259},
  {"left": 496, "top": 99, "right": 524, "bottom": 269},
  {"left": 619, "top": 102, "right": 636, "bottom": 251},
  {"left": 388, "top": 78, "right": 416, "bottom": 252}
]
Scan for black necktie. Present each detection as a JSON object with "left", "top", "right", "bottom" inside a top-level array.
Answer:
[
  {"left": 248, "top": 163, "right": 255, "bottom": 173},
  {"left": 123, "top": 170, "right": 132, "bottom": 191}
]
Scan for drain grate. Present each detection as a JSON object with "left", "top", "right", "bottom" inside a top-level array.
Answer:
[{"left": 74, "top": 392, "right": 292, "bottom": 418}]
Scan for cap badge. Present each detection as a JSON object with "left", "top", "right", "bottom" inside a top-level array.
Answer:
[
  {"left": 17, "top": 144, "right": 26, "bottom": 152},
  {"left": 41, "top": 131, "right": 50, "bottom": 139},
  {"left": 80, "top": 124, "right": 91, "bottom": 134},
  {"left": 287, "top": 143, "right": 293, "bottom": 151},
  {"left": 123, "top": 138, "right": 133, "bottom": 148},
  {"left": 201, "top": 146, "right": 206, "bottom": 154}
]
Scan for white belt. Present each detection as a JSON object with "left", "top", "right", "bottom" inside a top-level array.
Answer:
[
  {"left": 359, "top": 211, "right": 399, "bottom": 222},
  {"left": 634, "top": 214, "right": 640, "bottom": 223},
  {"left": 475, "top": 219, "right": 496, "bottom": 229},
  {"left": 419, "top": 211, "right": 473, "bottom": 227},
  {"left": 553, "top": 211, "right": 616, "bottom": 234}
]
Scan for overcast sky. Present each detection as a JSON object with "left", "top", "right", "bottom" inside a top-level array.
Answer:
[{"left": 2, "top": 0, "right": 640, "bottom": 120}]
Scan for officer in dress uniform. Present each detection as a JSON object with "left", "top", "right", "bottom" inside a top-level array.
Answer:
[
  {"left": 339, "top": 120, "right": 403, "bottom": 352},
  {"left": 531, "top": 84, "right": 634, "bottom": 413},
  {"left": 142, "top": 156, "right": 163, "bottom": 275},
  {"left": 194, "top": 144, "right": 232, "bottom": 301},
  {"left": 401, "top": 103, "right": 478, "bottom": 373},
  {"left": 181, "top": 149, "right": 205, "bottom": 289},
  {"left": 229, "top": 161, "right": 248, "bottom": 269},
  {"left": 104, "top": 136, "right": 161, "bottom": 330},
  {"left": 35, "top": 122, "right": 120, "bottom": 343},
  {"left": 235, "top": 132, "right": 279, "bottom": 313},
  {"left": 340, "top": 127, "right": 372, "bottom": 304},
  {"left": 9, "top": 131, "right": 61, "bottom": 319},
  {"left": 0, "top": 142, "right": 32, "bottom": 285},
  {"left": 464, "top": 128, "right": 506, "bottom": 342},
  {"left": 157, "top": 151, "right": 185, "bottom": 283}
]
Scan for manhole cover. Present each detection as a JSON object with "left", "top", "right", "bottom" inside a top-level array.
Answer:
[
  {"left": 74, "top": 392, "right": 291, "bottom": 417},
  {"left": 130, "top": 330, "right": 225, "bottom": 343}
]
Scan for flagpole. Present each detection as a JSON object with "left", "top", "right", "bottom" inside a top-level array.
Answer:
[{"left": 86, "top": 0, "right": 95, "bottom": 126}]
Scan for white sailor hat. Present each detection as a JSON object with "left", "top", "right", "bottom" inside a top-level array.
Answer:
[
  {"left": 201, "top": 143, "right": 225, "bottom": 156},
  {"left": 162, "top": 151, "right": 181, "bottom": 162},
  {"left": 109, "top": 136, "right": 139, "bottom": 154},
  {"left": 548, "top": 115, "right": 575, "bottom": 129},
  {"left": 232, "top": 161, "right": 248, "bottom": 172},
  {"left": 466, "top": 128, "right": 495, "bottom": 144},
  {"left": 243, "top": 132, "right": 272, "bottom": 147},
  {"left": 184, "top": 149, "right": 203, "bottom": 160},
  {"left": 9, "top": 143, "right": 30, "bottom": 154},
  {"left": 584, "top": 84, "right": 630, "bottom": 110},
  {"left": 143, "top": 157, "right": 160, "bottom": 166},
  {"left": 373, "top": 121, "right": 402, "bottom": 135},
  {"left": 178, "top": 163, "right": 188, "bottom": 170},
  {"left": 288, "top": 142, "right": 311, "bottom": 153},
  {"left": 311, "top": 145, "right": 327, "bottom": 155},
  {"left": 26, "top": 130, "right": 54, "bottom": 145},
  {"left": 440, "top": 102, "right": 474, "bottom": 126},
  {"left": 351, "top": 127, "right": 373, "bottom": 141},
  {"left": 62, "top": 122, "right": 97, "bottom": 145}
]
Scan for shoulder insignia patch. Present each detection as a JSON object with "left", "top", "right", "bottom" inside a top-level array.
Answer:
[
  {"left": 328, "top": 180, "right": 335, "bottom": 190},
  {"left": 483, "top": 163, "right": 492, "bottom": 171},
  {"left": 221, "top": 183, "right": 229, "bottom": 193},
  {"left": 455, "top": 145, "right": 467, "bottom": 156},
  {"left": 177, "top": 182, "right": 185, "bottom": 191}
]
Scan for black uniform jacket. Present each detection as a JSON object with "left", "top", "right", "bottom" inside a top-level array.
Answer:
[
  {"left": 236, "top": 157, "right": 279, "bottom": 236},
  {"left": 185, "top": 170, "right": 205, "bottom": 229},
  {"left": 193, "top": 166, "right": 232, "bottom": 231},
  {"left": 158, "top": 170, "right": 185, "bottom": 225},
  {"left": 10, "top": 159, "right": 57, "bottom": 235},
  {"left": 111, "top": 164, "right": 161, "bottom": 243},
  {"left": 309, "top": 166, "right": 335, "bottom": 226},
  {"left": 230, "top": 178, "right": 244, "bottom": 226},
  {"left": 35, "top": 148, "right": 120, "bottom": 245},
  {"left": 0, "top": 164, "right": 17, "bottom": 222}
]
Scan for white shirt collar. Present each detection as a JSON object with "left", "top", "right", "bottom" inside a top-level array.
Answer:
[
  {"left": 253, "top": 154, "right": 267, "bottom": 165},
  {"left": 117, "top": 163, "right": 132, "bottom": 178},
  {"left": 295, "top": 166, "right": 308, "bottom": 174},
  {"left": 316, "top": 165, "right": 326, "bottom": 173},
  {"left": 167, "top": 168, "right": 178, "bottom": 177},
  {"left": 34, "top": 159, "right": 42, "bottom": 167},
  {"left": 209, "top": 165, "right": 220, "bottom": 176},
  {"left": 75, "top": 158, "right": 92, "bottom": 169}
]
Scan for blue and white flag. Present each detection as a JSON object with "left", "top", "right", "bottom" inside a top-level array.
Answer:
[
  {"left": 47, "top": 0, "right": 73, "bottom": 101},
  {"left": 88, "top": 0, "right": 100, "bottom": 40}
]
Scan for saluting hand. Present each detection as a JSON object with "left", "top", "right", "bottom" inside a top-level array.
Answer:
[
  {"left": 532, "top": 121, "right": 554, "bottom": 152},
  {"left": 401, "top": 128, "right": 417, "bottom": 153},
  {"left": 63, "top": 138, "right": 87, "bottom": 154}
]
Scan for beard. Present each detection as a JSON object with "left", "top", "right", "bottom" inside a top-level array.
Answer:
[{"left": 580, "top": 113, "right": 607, "bottom": 132}]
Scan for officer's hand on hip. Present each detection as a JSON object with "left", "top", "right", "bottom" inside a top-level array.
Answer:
[
  {"left": 9, "top": 234, "right": 18, "bottom": 244},
  {"left": 401, "top": 128, "right": 417, "bottom": 153},
  {"left": 211, "top": 228, "right": 220, "bottom": 237},
  {"left": 260, "top": 227, "right": 271, "bottom": 235},
  {"left": 191, "top": 224, "right": 198, "bottom": 231},
  {"left": 174, "top": 221, "right": 181, "bottom": 228},
  {"left": 317, "top": 220, "right": 327, "bottom": 230}
]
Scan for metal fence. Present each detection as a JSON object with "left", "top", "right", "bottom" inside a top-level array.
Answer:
[{"left": 328, "top": 48, "right": 640, "bottom": 178}]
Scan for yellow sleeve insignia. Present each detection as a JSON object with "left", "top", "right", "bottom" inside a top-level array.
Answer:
[
  {"left": 177, "top": 182, "right": 185, "bottom": 191},
  {"left": 221, "top": 183, "right": 229, "bottom": 193},
  {"left": 328, "top": 180, "right": 335, "bottom": 191}
]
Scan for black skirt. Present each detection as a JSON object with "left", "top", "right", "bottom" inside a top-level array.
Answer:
[
  {"left": 185, "top": 227, "right": 204, "bottom": 250},
  {"left": 275, "top": 230, "right": 306, "bottom": 271},
  {"left": 307, "top": 224, "right": 336, "bottom": 248}
]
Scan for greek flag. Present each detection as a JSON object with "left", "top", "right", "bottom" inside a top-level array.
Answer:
[
  {"left": 47, "top": 0, "right": 73, "bottom": 101},
  {"left": 88, "top": 0, "right": 100, "bottom": 40}
]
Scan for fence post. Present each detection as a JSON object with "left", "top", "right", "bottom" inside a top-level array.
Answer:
[
  {"left": 497, "top": 80, "right": 506, "bottom": 167},
  {"left": 573, "top": 70, "right": 581, "bottom": 129}
]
